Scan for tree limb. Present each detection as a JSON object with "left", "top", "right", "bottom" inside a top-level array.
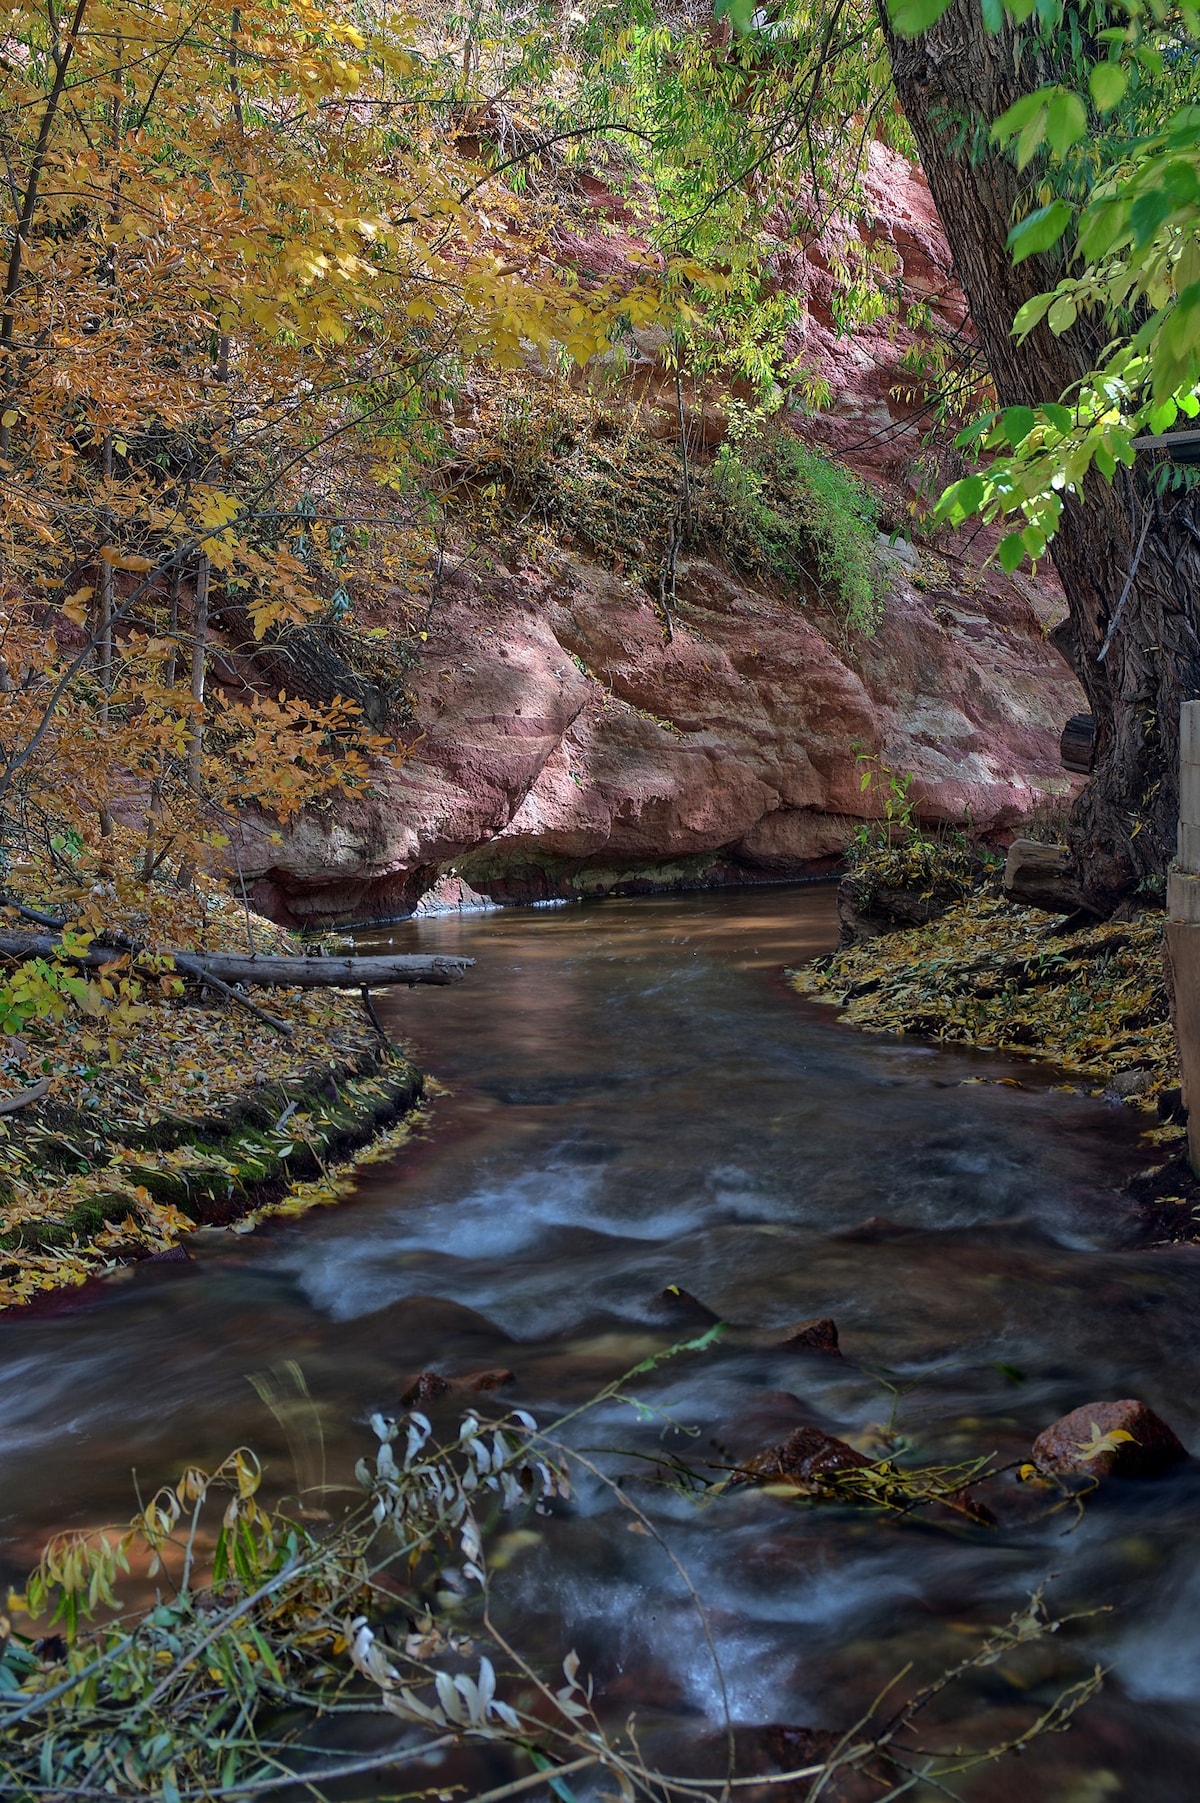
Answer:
[{"left": 0, "top": 926, "right": 473, "bottom": 989}]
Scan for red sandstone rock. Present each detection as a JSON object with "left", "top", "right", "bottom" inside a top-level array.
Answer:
[
  {"left": 400, "top": 1367, "right": 515, "bottom": 1407},
  {"left": 238, "top": 146, "right": 1082, "bottom": 928},
  {"left": 1031, "top": 1400, "right": 1188, "bottom": 1480},
  {"left": 458, "top": 1367, "right": 516, "bottom": 1392}
]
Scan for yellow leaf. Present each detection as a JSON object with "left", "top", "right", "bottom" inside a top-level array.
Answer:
[
  {"left": 99, "top": 547, "right": 154, "bottom": 572},
  {"left": 1074, "top": 1422, "right": 1136, "bottom": 1462},
  {"left": 61, "top": 585, "right": 93, "bottom": 625}
]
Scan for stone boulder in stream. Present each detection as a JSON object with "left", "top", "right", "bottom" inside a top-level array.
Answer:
[
  {"left": 779, "top": 1315, "right": 841, "bottom": 1354},
  {"left": 1032, "top": 1399, "right": 1188, "bottom": 1480},
  {"left": 737, "top": 1424, "right": 871, "bottom": 1488}
]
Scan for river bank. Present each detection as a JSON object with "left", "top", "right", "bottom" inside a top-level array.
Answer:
[
  {"left": 0, "top": 874, "right": 428, "bottom": 1312},
  {"left": 793, "top": 865, "right": 1200, "bottom": 1242}
]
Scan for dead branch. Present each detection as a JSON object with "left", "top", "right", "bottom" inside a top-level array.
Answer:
[{"left": 0, "top": 927, "right": 472, "bottom": 991}]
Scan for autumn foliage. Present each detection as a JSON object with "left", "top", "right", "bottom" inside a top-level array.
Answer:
[{"left": 0, "top": 0, "right": 680, "bottom": 1051}]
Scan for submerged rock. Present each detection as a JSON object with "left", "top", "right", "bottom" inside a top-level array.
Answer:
[
  {"left": 1032, "top": 1399, "right": 1187, "bottom": 1480},
  {"left": 779, "top": 1315, "right": 841, "bottom": 1354},
  {"left": 650, "top": 1285, "right": 722, "bottom": 1328},
  {"left": 399, "top": 1367, "right": 517, "bottom": 1407}
]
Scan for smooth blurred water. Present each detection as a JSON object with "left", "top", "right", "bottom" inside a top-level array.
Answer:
[{"left": 2, "top": 887, "right": 1199, "bottom": 1798}]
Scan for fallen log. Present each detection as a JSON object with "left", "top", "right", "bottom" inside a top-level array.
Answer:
[{"left": 0, "top": 929, "right": 473, "bottom": 990}]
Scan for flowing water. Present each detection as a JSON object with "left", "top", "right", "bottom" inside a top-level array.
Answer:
[{"left": 4, "top": 886, "right": 1200, "bottom": 1798}]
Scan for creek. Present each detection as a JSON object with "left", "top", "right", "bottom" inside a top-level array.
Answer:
[{"left": 3, "top": 886, "right": 1200, "bottom": 1799}]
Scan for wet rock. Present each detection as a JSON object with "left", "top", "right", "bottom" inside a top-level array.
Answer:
[
  {"left": 401, "top": 1370, "right": 454, "bottom": 1407},
  {"left": 1032, "top": 1399, "right": 1188, "bottom": 1480},
  {"left": 400, "top": 1367, "right": 517, "bottom": 1407},
  {"left": 1105, "top": 1068, "right": 1154, "bottom": 1100},
  {"left": 144, "top": 1244, "right": 192, "bottom": 1264},
  {"left": 650, "top": 1285, "right": 721, "bottom": 1327},
  {"left": 835, "top": 1215, "right": 916, "bottom": 1243},
  {"left": 779, "top": 1316, "right": 841, "bottom": 1355},
  {"left": 458, "top": 1367, "right": 516, "bottom": 1393},
  {"left": 738, "top": 1424, "right": 871, "bottom": 1487}
]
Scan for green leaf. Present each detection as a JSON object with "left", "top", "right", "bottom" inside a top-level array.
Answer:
[
  {"left": 981, "top": 0, "right": 1004, "bottom": 28},
  {"left": 955, "top": 411, "right": 996, "bottom": 448},
  {"left": 1007, "top": 199, "right": 1072, "bottom": 264},
  {"left": 1046, "top": 90, "right": 1087, "bottom": 155},
  {"left": 1153, "top": 283, "right": 1200, "bottom": 401},
  {"left": 1089, "top": 60, "right": 1128, "bottom": 112},
  {"left": 1012, "top": 291, "right": 1055, "bottom": 337},
  {"left": 938, "top": 474, "right": 987, "bottom": 523},
  {"left": 992, "top": 91, "right": 1051, "bottom": 143},
  {"left": 1093, "top": 442, "right": 1117, "bottom": 479},
  {"left": 1078, "top": 194, "right": 1129, "bottom": 261},
  {"left": 1047, "top": 292, "right": 1078, "bottom": 333},
  {"left": 1001, "top": 405, "right": 1036, "bottom": 447},
  {"left": 998, "top": 533, "right": 1026, "bottom": 574},
  {"left": 1021, "top": 524, "right": 1047, "bottom": 558},
  {"left": 886, "top": 0, "right": 955, "bottom": 35},
  {"left": 1131, "top": 188, "right": 1178, "bottom": 251},
  {"left": 714, "top": 0, "right": 758, "bottom": 29},
  {"left": 1016, "top": 106, "right": 1049, "bottom": 170},
  {"left": 1042, "top": 402, "right": 1074, "bottom": 434}
]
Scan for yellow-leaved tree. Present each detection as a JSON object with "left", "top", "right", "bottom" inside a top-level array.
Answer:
[{"left": 0, "top": 0, "right": 672, "bottom": 1054}]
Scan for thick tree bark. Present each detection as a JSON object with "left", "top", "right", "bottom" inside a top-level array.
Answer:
[{"left": 883, "top": 0, "right": 1200, "bottom": 910}]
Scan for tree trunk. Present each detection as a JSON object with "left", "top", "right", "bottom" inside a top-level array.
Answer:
[
  {"left": 882, "top": 0, "right": 1200, "bottom": 911},
  {"left": 0, "top": 927, "right": 472, "bottom": 988}
]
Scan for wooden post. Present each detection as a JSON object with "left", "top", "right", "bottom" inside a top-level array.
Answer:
[{"left": 1166, "top": 700, "right": 1200, "bottom": 1173}]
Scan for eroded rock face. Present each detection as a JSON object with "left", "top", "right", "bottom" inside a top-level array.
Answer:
[
  {"left": 240, "top": 145, "right": 1082, "bottom": 927},
  {"left": 243, "top": 546, "right": 1080, "bottom": 925}
]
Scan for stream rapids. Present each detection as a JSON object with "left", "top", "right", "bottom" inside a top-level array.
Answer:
[{"left": 3, "top": 886, "right": 1200, "bottom": 1799}]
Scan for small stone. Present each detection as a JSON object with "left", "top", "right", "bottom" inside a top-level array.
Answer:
[
  {"left": 144, "top": 1244, "right": 191, "bottom": 1264},
  {"left": 400, "top": 1370, "right": 453, "bottom": 1407},
  {"left": 651, "top": 1285, "right": 721, "bottom": 1327},
  {"left": 459, "top": 1368, "right": 515, "bottom": 1392},
  {"left": 1105, "top": 1068, "right": 1153, "bottom": 1100},
  {"left": 780, "top": 1316, "right": 840, "bottom": 1355},
  {"left": 1032, "top": 1399, "right": 1187, "bottom": 1480},
  {"left": 739, "top": 1424, "right": 870, "bottom": 1487}
]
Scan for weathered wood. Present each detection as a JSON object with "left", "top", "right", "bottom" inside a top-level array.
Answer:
[
  {"left": 1059, "top": 713, "right": 1094, "bottom": 776},
  {"left": 1170, "top": 702, "right": 1200, "bottom": 1173},
  {"left": 1002, "top": 838, "right": 1084, "bottom": 915},
  {"left": 0, "top": 1076, "right": 50, "bottom": 1115},
  {"left": 0, "top": 929, "right": 472, "bottom": 989}
]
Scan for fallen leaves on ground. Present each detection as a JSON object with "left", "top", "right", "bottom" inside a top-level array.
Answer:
[
  {"left": 0, "top": 857, "right": 421, "bottom": 1311},
  {"left": 794, "top": 889, "right": 1177, "bottom": 1105}
]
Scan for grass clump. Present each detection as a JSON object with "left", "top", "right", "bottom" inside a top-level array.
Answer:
[
  {"left": 0, "top": 836, "right": 425, "bottom": 1310},
  {"left": 456, "top": 382, "right": 886, "bottom": 635},
  {"left": 707, "top": 415, "right": 884, "bottom": 634}
]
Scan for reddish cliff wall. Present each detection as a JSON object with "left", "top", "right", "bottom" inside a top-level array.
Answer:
[{"left": 243, "top": 145, "right": 1083, "bottom": 925}]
